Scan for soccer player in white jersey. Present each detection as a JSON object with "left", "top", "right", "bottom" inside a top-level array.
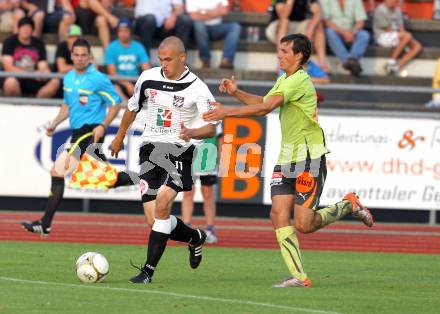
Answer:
[{"left": 111, "top": 36, "right": 218, "bottom": 284}]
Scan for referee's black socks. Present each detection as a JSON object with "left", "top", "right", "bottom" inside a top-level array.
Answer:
[{"left": 41, "top": 176, "right": 65, "bottom": 228}]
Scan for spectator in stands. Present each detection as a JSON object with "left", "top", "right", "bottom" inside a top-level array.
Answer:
[
  {"left": 373, "top": 0, "right": 422, "bottom": 76},
  {"left": 1, "top": 17, "right": 59, "bottom": 97},
  {"left": 73, "top": 0, "right": 119, "bottom": 49},
  {"left": 304, "top": 60, "right": 330, "bottom": 84},
  {"left": 105, "top": 18, "right": 150, "bottom": 102},
  {"left": 0, "top": 0, "right": 24, "bottom": 33},
  {"left": 134, "top": 0, "right": 192, "bottom": 56},
  {"left": 266, "top": 0, "right": 329, "bottom": 72},
  {"left": 425, "top": 58, "right": 440, "bottom": 108},
  {"left": 55, "top": 24, "right": 81, "bottom": 73},
  {"left": 320, "top": 0, "right": 370, "bottom": 76},
  {"left": 21, "top": 0, "right": 74, "bottom": 41},
  {"left": 186, "top": 0, "right": 241, "bottom": 69}
]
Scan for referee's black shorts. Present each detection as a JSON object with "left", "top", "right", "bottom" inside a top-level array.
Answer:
[
  {"left": 67, "top": 124, "right": 106, "bottom": 161},
  {"left": 139, "top": 142, "right": 195, "bottom": 203}
]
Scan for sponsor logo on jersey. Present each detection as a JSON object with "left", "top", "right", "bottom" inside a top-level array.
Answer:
[
  {"left": 172, "top": 95, "right": 184, "bottom": 108},
  {"left": 79, "top": 94, "right": 89, "bottom": 105},
  {"left": 162, "top": 84, "right": 174, "bottom": 90},
  {"left": 149, "top": 89, "right": 157, "bottom": 100},
  {"left": 156, "top": 108, "right": 172, "bottom": 127}
]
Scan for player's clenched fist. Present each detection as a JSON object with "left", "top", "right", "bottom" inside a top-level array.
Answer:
[
  {"left": 219, "top": 76, "right": 237, "bottom": 95},
  {"left": 179, "top": 122, "right": 192, "bottom": 142}
]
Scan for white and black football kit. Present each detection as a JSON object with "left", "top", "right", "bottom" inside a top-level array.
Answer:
[{"left": 127, "top": 66, "right": 216, "bottom": 202}]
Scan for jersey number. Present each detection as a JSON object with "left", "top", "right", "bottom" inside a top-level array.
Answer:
[{"left": 175, "top": 161, "right": 183, "bottom": 171}]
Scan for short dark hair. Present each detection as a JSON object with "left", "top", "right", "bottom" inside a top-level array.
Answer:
[
  {"left": 72, "top": 38, "right": 91, "bottom": 53},
  {"left": 18, "top": 17, "right": 35, "bottom": 30},
  {"left": 280, "top": 33, "right": 312, "bottom": 65}
]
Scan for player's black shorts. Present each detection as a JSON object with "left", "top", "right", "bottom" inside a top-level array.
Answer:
[
  {"left": 139, "top": 142, "right": 195, "bottom": 203},
  {"left": 199, "top": 174, "right": 218, "bottom": 186},
  {"left": 270, "top": 155, "right": 327, "bottom": 211},
  {"left": 67, "top": 124, "right": 106, "bottom": 161}
]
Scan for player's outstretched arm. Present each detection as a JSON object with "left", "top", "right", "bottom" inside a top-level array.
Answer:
[
  {"left": 110, "top": 108, "right": 138, "bottom": 158},
  {"left": 179, "top": 122, "right": 215, "bottom": 142},
  {"left": 203, "top": 95, "right": 283, "bottom": 121},
  {"left": 219, "top": 76, "right": 264, "bottom": 106},
  {"left": 46, "top": 104, "right": 70, "bottom": 137}
]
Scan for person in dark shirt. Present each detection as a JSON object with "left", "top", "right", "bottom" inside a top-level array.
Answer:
[
  {"left": 265, "top": 0, "right": 329, "bottom": 72},
  {"left": 55, "top": 24, "right": 82, "bottom": 73},
  {"left": 21, "top": 0, "right": 74, "bottom": 41},
  {"left": 1, "top": 16, "right": 60, "bottom": 97}
]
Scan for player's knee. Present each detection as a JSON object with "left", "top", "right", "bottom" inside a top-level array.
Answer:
[
  {"left": 269, "top": 208, "right": 282, "bottom": 220},
  {"left": 154, "top": 199, "right": 170, "bottom": 219},
  {"left": 50, "top": 167, "right": 59, "bottom": 176},
  {"left": 294, "top": 220, "right": 312, "bottom": 234},
  {"left": 145, "top": 216, "right": 154, "bottom": 228}
]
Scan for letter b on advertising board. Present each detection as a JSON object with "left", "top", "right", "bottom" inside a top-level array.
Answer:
[{"left": 219, "top": 117, "right": 265, "bottom": 203}]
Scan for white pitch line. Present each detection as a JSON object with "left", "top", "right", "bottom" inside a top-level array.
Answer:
[{"left": 0, "top": 276, "right": 343, "bottom": 314}]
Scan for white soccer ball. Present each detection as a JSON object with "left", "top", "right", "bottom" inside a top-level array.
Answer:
[{"left": 76, "top": 252, "right": 109, "bottom": 283}]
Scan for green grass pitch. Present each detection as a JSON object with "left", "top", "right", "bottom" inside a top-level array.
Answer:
[{"left": 1, "top": 241, "right": 439, "bottom": 314}]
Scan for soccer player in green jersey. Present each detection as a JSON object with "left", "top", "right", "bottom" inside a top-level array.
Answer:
[{"left": 203, "top": 33, "right": 374, "bottom": 288}]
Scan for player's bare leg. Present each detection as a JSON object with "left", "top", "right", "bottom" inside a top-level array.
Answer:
[
  {"left": 271, "top": 194, "right": 311, "bottom": 288},
  {"left": 130, "top": 187, "right": 207, "bottom": 284}
]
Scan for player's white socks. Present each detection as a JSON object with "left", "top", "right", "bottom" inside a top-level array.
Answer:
[{"left": 152, "top": 218, "right": 172, "bottom": 234}]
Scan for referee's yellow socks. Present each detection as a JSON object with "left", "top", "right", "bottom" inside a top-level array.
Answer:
[
  {"left": 317, "top": 199, "right": 352, "bottom": 227},
  {"left": 275, "top": 226, "right": 307, "bottom": 281}
]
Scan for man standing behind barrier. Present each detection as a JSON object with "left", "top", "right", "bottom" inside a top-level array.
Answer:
[
  {"left": 111, "top": 36, "right": 218, "bottom": 284},
  {"left": 181, "top": 123, "right": 224, "bottom": 244},
  {"left": 21, "top": 38, "right": 136, "bottom": 236},
  {"left": 203, "top": 33, "right": 374, "bottom": 288}
]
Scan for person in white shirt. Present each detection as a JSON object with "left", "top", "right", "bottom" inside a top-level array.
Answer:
[
  {"left": 111, "top": 36, "right": 218, "bottom": 284},
  {"left": 186, "top": 0, "right": 241, "bottom": 69},
  {"left": 134, "top": 0, "right": 192, "bottom": 56}
]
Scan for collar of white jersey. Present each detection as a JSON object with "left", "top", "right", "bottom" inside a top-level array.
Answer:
[{"left": 160, "top": 66, "right": 191, "bottom": 81}]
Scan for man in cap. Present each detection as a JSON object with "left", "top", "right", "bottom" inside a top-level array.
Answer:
[
  {"left": 55, "top": 24, "right": 82, "bottom": 74},
  {"left": 105, "top": 17, "right": 150, "bottom": 102}
]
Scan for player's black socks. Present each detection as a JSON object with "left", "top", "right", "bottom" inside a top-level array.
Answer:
[
  {"left": 113, "top": 171, "right": 139, "bottom": 187},
  {"left": 144, "top": 230, "right": 169, "bottom": 276},
  {"left": 169, "top": 217, "right": 199, "bottom": 244},
  {"left": 41, "top": 176, "right": 65, "bottom": 228}
]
